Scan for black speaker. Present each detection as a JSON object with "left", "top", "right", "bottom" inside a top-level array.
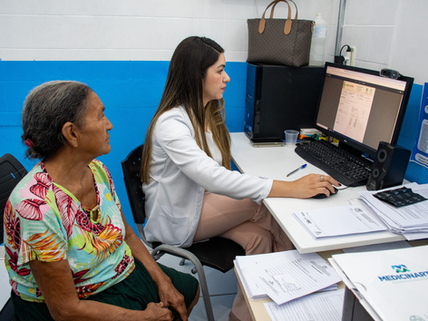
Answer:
[{"left": 366, "top": 142, "right": 411, "bottom": 191}]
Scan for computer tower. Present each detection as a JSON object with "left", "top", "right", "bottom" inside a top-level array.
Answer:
[{"left": 244, "top": 63, "right": 325, "bottom": 142}]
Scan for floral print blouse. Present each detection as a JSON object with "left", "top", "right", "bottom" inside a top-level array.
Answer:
[{"left": 3, "top": 159, "right": 135, "bottom": 302}]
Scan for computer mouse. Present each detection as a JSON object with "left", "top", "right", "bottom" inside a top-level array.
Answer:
[{"left": 312, "top": 186, "right": 338, "bottom": 199}]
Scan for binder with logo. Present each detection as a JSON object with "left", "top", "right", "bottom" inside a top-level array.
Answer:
[{"left": 329, "top": 245, "right": 428, "bottom": 321}]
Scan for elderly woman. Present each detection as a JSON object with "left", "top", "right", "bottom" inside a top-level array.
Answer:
[{"left": 3, "top": 81, "right": 199, "bottom": 321}]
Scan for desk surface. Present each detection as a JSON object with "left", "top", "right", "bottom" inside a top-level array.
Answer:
[{"left": 230, "top": 132, "right": 404, "bottom": 253}]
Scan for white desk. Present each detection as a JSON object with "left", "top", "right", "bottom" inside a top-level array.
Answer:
[
  {"left": 230, "top": 132, "right": 405, "bottom": 254},
  {"left": 230, "top": 132, "right": 427, "bottom": 320}
]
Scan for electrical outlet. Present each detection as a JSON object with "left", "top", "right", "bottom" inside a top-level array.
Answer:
[{"left": 350, "top": 46, "right": 356, "bottom": 66}]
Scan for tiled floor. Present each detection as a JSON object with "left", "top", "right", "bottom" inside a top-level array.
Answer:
[{"left": 156, "top": 254, "right": 237, "bottom": 321}]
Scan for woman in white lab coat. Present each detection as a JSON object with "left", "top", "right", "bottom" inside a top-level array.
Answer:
[{"left": 141, "top": 36, "right": 338, "bottom": 321}]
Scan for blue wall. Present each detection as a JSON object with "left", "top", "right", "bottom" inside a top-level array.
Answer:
[
  {"left": 0, "top": 60, "right": 247, "bottom": 232},
  {"left": 1, "top": 60, "right": 427, "bottom": 233}
]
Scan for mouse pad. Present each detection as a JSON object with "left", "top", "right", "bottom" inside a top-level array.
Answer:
[{"left": 373, "top": 187, "right": 427, "bottom": 208}]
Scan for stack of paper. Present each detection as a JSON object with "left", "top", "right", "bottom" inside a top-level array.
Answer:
[
  {"left": 329, "top": 245, "right": 428, "bottom": 321},
  {"left": 234, "top": 250, "right": 341, "bottom": 305},
  {"left": 293, "top": 199, "right": 387, "bottom": 238},
  {"left": 264, "top": 289, "right": 345, "bottom": 321},
  {"left": 359, "top": 183, "right": 428, "bottom": 240}
]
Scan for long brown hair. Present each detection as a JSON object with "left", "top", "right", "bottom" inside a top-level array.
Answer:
[{"left": 141, "top": 36, "right": 231, "bottom": 184}]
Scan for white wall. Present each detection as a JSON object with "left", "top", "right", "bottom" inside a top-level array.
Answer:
[
  {"left": 340, "top": 0, "right": 428, "bottom": 85},
  {"left": 0, "top": 0, "right": 426, "bottom": 84},
  {"left": 0, "top": 0, "right": 332, "bottom": 62}
]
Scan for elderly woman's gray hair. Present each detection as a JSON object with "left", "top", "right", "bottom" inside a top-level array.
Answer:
[{"left": 21, "top": 80, "right": 92, "bottom": 160}]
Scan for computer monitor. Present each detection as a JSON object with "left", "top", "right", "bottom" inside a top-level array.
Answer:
[{"left": 314, "top": 62, "right": 414, "bottom": 158}]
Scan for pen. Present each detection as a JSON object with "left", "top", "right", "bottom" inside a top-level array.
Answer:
[{"left": 286, "top": 164, "right": 307, "bottom": 177}]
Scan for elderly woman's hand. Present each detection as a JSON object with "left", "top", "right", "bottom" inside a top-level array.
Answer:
[
  {"left": 143, "top": 302, "right": 177, "bottom": 321},
  {"left": 157, "top": 280, "right": 188, "bottom": 321}
]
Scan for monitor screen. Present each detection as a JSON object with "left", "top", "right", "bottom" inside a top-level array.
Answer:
[{"left": 314, "top": 62, "right": 414, "bottom": 158}]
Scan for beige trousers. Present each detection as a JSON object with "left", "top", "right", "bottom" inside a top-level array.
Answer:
[{"left": 194, "top": 193, "right": 294, "bottom": 321}]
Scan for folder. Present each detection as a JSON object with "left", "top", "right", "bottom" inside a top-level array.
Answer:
[{"left": 330, "top": 245, "right": 428, "bottom": 321}]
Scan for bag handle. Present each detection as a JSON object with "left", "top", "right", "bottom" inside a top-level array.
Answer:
[
  {"left": 258, "top": 0, "right": 295, "bottom": 35},
  {"left": 270, "top": 0, "right": 314, "bottom": 34},
  {"left": 269, "top": 0, "right": 298, "bottom": 20}
]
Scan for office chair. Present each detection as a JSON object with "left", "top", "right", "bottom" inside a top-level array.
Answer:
[
  {"left": 1, "top": 153, "right": 28, "bottom": 321},
  {"left": 121, "top": 144, "right": 245, "bottom": 321}
]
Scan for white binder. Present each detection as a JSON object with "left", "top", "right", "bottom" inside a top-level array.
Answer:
[{"left": 330, "top": 245, "right": 428, "bottom": 321}]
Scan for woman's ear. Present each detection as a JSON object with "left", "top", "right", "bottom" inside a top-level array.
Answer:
[{"left": 62, "top": 121, "right": 79, "bottom": 148}]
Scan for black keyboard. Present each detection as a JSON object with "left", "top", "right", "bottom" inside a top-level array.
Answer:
[{"left": 294, "top": 140, "right": 372, "bottom": 187}]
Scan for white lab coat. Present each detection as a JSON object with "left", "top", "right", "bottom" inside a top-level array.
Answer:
[{"left": 143, "top": 106, "right": 273, "bottom": 247}]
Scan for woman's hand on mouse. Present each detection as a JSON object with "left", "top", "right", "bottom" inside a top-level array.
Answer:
[{"left": 269, "top": 174, "right": 339, "bottom": 199}]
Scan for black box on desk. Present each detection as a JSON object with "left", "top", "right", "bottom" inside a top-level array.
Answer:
[{"left": 244, "top": 63, "right": 325, "bottom": 142}]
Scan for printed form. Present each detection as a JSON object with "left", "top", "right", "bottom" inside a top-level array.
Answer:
[
  {"left": 334, "top": 81, "right": 375, "bottom": 143},
  {"left": 293, "top": 199, "right": 387, "bottom": 238},
  {"left": 235, "top": 250, "right": 341, "bottom": 305},
  {"left": 265, "top": 289, "right": 345, "bottom": 321}
]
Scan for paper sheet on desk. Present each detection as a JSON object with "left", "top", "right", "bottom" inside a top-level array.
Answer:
[
  {"left": 234, "top": 253, "right": 273, "bottom": 299},
  {"left": 359, "top": 183, "right": 428, "bottom": 239},
  {"left": 293, "top": 199, "right": 387, "bottom": 238},
  {"left": 234, "top": 252, "right": 336, "bottom": 301},
  {"left": 235, "top": 254, "right": 337, "bottom": 301},
  {"left": 236, "top": 250, "right": 341, "bottom": 306},
  {"left": 265, "top": 289, "right": 345, "bottom": 321}
]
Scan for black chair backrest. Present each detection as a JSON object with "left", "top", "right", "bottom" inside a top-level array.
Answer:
[
  {"left": 121, "top": 144, "right": 146, "bottom": 225},
  {"left": 1, "top": 154, "right": 28, "bottom": 244}
]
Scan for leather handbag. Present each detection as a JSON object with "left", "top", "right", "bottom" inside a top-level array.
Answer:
[{"left": 247, "top": 0, "right": 314, "bottom": 67}]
